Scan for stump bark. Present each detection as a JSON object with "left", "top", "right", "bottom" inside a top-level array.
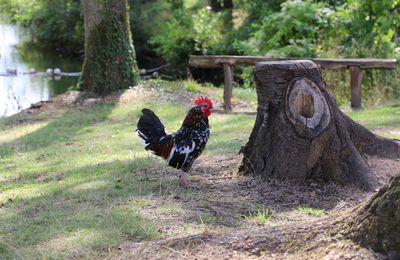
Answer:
[
  {"left": 240, "top": 60, "right": 400, "bottom": 191},
  {"left": 346, "top": 176, "right": 400, "bottom": 258}
]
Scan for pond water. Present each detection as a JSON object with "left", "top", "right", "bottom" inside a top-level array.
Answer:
[{"left": 0, "top": 24, "right": 82, "bottom": 117}]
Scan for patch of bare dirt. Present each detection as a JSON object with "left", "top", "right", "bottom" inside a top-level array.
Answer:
[
  {"left": 16, "top": 81, "right": 255, "bottom": 125},
  {"left": 129, "top": 223, "right": 378, "bottom": 260},
  {"left": 104, "top": 83, "right": 226, "bottom": 110},
  {"left": 368, "top": 156, "right": 400, "bottom": 184},
  {"left": 105, "top": 153, "right": 399, "bottom": 259}
]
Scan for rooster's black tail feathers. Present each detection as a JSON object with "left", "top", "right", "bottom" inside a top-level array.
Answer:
[{"left": 137, "top": 109, "right": 166, "bottom": 149}]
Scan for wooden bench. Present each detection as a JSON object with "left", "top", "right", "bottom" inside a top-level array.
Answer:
[{"left": 189, "top": 55, "right": 397, "bottom": 112}]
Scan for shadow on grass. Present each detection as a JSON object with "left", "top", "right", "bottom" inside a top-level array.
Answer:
[{"left": 0, "top": 157, "right": 164, "bottom": 259}]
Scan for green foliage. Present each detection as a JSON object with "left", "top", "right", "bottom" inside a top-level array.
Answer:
[
  {"left": 233, "top": 0, "right": 400, "bottom": 105},
  {"left": 128, "top": 0, "right": 171, "bottom": 66},
  {"left": 183, "top": 79, "right": 203, "bottom": 92},
  {"left": 239, "top": 67, "right": 254, "bottom": 88},
  {"left": 327, "top": 0, "right": 400, "bottom": 105},
  {"left": 0, "top": 241, "right": 13, "bottom": 259},
  {"left": 239, "top": 0, "right": 334, "bottom": 57},
  {"left": 149, "top": 3, "right": 195, "bottom": 76},
  {"left": 150, "top": 2, "right": 227, "bottom": 76},
  {"left": 235, "top": 0, "right": 284, "bottom": 22},
  {"left": 336, "top": 0, "right": 400, "bottom": 58},
  {"left": 193, "top": 8, "right": 224, "bottom": 53},
  {"left": 0, "top": 0, "right": 83, "bottom": 55}
]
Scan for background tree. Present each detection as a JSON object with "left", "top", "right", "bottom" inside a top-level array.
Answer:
[{"left": 79, "top": 0, "right": 139, "bottom": 95}]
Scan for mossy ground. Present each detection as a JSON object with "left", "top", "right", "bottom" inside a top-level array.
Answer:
[{"left": 0, "top": 80, "right": 399, "bottom": 259}]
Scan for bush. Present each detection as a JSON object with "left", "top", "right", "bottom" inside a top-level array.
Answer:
[
  {"left": 238, "top": 0, "right": 334, "bottom": 57},
  {"left": 128, "top": 0, "right": 171, "bottom": 67},
  {"left": 150, "top": 1, "right": 228, "bottom": 77}
]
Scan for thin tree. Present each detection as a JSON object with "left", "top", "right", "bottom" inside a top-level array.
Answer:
[{"left": 79, "top": 0, "right": 139, "bottom": 95}]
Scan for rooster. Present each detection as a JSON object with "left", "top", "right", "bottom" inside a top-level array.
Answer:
[{"left": 137, "top": 97, "right": 213, "bottom": 187}]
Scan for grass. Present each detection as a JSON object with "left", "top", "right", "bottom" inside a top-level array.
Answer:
[
  {"left": 198, "top": 213, "right": 217, "bottom": 226},
  {"left": 346, "top": 104, "right": 400, "bottom": 139},
  {"left": 297, "top": 207, "right": 326, "bottom": 217},
  {"left": 242, "top": 207, "right": 272, "bottom": 225},
  {"left": 0, "top": 80, "right": 399, "bottom": 258}
]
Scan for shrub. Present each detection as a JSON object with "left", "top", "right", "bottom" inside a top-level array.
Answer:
[{"left": 238, "top": 0, "right": 334, "bottom": 57}]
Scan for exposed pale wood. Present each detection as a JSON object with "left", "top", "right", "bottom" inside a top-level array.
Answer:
[
  {"left": 350, "top": 66, "right": 363, "bottom": 110},
  {"left": 189, "top": 55, "right": 397, "bottom": 70},
  {"left": 297, "top": 93, "right": 314, "bottom": 118},
  {"left": 223, "top": 63, "right": 233, "bottom": 112}
]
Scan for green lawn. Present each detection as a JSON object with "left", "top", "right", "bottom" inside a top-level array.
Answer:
[
  {"left": 346, "top": 104, "right": 400, "bottom": 139},
  {"left": 0, "top": 81, "right": 399, "bottom": 258}
]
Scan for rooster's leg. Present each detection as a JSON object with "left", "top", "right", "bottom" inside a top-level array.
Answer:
[
  {"left": 159, "top": 165, "right": 165, "bottom": 193},
  {"left": 179, "top": 172, "right": 189, "bottom": 189}
]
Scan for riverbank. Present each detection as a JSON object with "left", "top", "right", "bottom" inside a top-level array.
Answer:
[
  {"left": 0, "top": 23, "right": 82, "bottom": 117},
  {"left": 1, "top": 81, "right": 399, "bottom": 258}
]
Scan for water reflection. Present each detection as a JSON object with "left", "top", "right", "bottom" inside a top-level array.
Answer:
[{"left": 0, "top": 24, "right": 81, "bottom": 117}]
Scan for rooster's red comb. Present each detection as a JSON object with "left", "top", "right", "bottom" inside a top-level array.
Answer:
[{"left": 194, "top": 97, "right": 213, "bottom": 107}]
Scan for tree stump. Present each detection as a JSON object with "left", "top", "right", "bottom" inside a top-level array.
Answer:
[{"left": 240, "top": 60, "right": 400, "bottom": 191}]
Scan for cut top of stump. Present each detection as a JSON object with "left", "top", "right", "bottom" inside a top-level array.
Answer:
[{"left": 254, "top": 60, "right": 320, "bottom": 72}]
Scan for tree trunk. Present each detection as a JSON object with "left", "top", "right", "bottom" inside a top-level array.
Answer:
[
  {"left": 79, "top": 0, "right": 139, "bottom": 95},
  {"left": 346, "top": 176, "right": 400, "bottom": 258},
  {"left": 240, "top": 60, "right": 400, "bottom": 191}
]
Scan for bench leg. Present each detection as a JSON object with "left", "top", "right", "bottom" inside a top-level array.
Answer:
[
  {"left": 350, "top": 66, "right": 362, "bottom": 110},
  {"left": 223, "top": 63, "right": 233, "bottom": 112}
]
